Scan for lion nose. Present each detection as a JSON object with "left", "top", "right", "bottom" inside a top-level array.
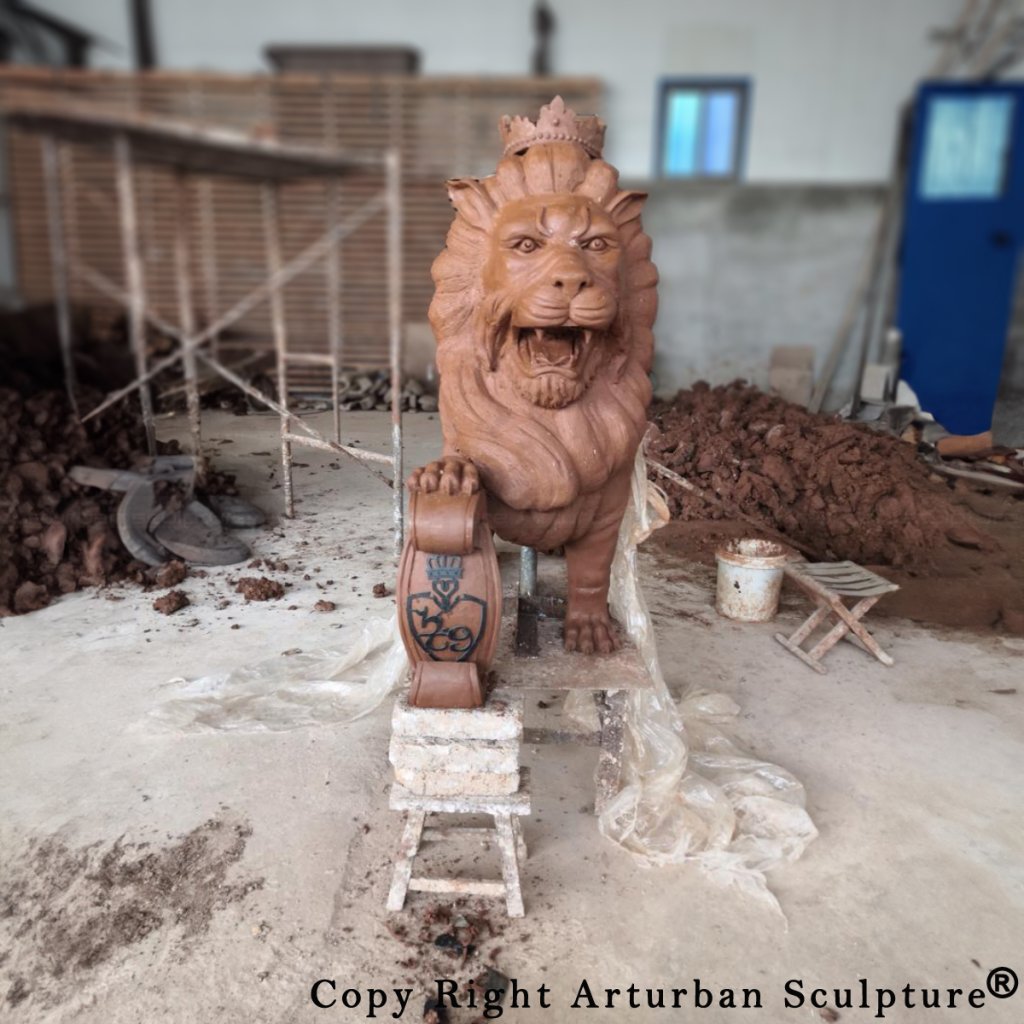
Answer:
[{"left": 552, "top": 270, "right": 590, "bottom": 297}]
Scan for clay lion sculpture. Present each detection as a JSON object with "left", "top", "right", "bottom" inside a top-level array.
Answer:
[{"left": 406, "top": 96, "right": 658, "bottom": 661}]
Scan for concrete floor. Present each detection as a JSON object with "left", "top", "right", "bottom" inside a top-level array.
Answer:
[{"left": 2, "top": 410, "right": 1023, "bottom": 1023}]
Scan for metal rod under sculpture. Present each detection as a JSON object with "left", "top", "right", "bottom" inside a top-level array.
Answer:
[{"left": 397, "top": 96, "right": 658, "bottom": 707}]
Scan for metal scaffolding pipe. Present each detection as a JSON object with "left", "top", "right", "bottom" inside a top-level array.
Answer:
[
  {"left": 325, "top": 178, "right": 344, "bottom": 444},
  {"left": 41, "top": 135, "right": 78, "bottom": 416},
  {"left": 262, "top": 181, "right": 295, "bottom": 518},
  {"left": 386, "top": 147, "right": 404, "bottom": 557},
  {"left": 114, "top": 132, "right": 157, "bottom": 454},
  {"left": 173, "top": 169, "right": 204, "bottom": 482}
]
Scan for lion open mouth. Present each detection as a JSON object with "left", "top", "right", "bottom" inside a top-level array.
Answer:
[{"left": 515, "top": 325, "right": 591, "bottom": 377}]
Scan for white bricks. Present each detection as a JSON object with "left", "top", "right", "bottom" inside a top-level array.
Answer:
[
  {"left": 393, "top": 767, "right": 520, "bottom": 796},
  {"left": 390, "top": 689, "right": 523, "bottom": 742},
  {"left": 389, "top": 736, "right": 519, "bottom": 773},
  {"left": 390, "top": 769, "right": 532, "bottom": 815},
  {"left": 389, "top": 688, "right": 524, "bottom": 799}
]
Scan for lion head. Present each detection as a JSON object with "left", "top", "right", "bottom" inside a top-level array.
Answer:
[{"left": 429, "top": 98, "right": 657, "bottom": 513}]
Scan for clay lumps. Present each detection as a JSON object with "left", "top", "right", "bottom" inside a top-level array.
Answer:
[{"left": 402, "top": 96, "right": 657, "bottom": 666}]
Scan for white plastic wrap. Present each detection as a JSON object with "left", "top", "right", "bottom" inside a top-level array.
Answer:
[
  {"left": 596, "top": 450, "right": 818, "bottom": 910},
  {"left": 148, "top": 614, "right": 407, "bottom": 733}
]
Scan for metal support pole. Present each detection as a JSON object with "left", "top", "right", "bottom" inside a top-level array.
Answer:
[
  {"left": 173, "top": 170, "right": 204, "bottom": 483},
  {"left": 325, "top": 177, "right": 344, "bottom": 443},
  {"left": 262, "top": 181, "right": 294, "bottom": 518},
  {"left": 114, "top": 133, "right": 156, "bottom": 454},
  {"left": 41, "top": 135, "right": 77, "bottom": 416},
  {"left": 386, "top": 148, "right": 404, "bottom": 557},
  {"left": 519, "top": 547, "right": 537, "bottom": 600},
  {"left": 323, "top": 83, "right": 344, "bottom": 444},
  {"left": 197, "top": 179, "right": 221, "bottom": 361}
]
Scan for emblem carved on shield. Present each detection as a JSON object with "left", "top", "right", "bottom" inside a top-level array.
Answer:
[{"left": 406, "top": 554, "right": 488, "bottom": 662}]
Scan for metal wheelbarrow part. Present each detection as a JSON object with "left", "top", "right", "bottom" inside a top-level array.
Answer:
[
  {"left": 205, "top": 493, "right": 267, "bottom": 529},
  {"left": 151, "top": 501, "right": 250, "bottom": 565},
  {"left": 71, "top": 465, "right": 148, "bottom": 493},
  {"left": 116, "top": 480, "right": 173, "bottom": 566},
  {"left": 70, "top": 455, "right": 196, "bottom": 494}
]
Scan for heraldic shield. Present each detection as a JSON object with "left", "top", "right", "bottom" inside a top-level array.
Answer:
[{"left": 396, "top": 489, "right": 502, "bottom": 708}]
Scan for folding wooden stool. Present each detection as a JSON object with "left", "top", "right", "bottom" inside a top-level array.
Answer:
[{"left": 774, "top": 560, "right": 899, "bottom": 675}]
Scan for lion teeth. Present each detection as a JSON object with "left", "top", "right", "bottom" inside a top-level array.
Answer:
[{"left": 516, "top": 325, "right": 591, "bottom": 369}]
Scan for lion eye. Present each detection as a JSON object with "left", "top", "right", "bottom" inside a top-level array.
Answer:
[
  {"left": 514, "top": 238, "right": 540, "bottom": 253},
  {"left": 582, "top": 237, "right": 609, "bottom": 252}
]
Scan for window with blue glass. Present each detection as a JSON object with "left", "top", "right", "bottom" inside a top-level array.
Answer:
[{"left": 656, "top": 80, "right": 749, "bottom": 180}]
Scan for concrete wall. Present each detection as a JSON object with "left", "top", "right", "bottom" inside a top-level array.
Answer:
[
  {"left": 37, "top": 0, "right": 961, "bottom": 182},
  {"left": 642, "top": 182, "right": 882, "bottom": 403},
  {"left": 1002, "top": 264, "right": 1024, "bottom": 394}
]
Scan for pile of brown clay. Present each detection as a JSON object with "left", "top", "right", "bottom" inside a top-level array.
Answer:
[
  {"left": 648, "top": 381, "right": 987, "bottom": 568},
  {"left": 0, "top": 309, "right": 247, "bottom": 616},
  {"left": 0, "top": 387, "right": 150, "bottom": 616}
]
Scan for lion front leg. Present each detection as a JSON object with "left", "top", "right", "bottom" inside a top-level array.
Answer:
[
  {"left": 406, "top": 455, "right": 480, "bottom": 496},
  {"left": 563, "top": 514, "right": 623, "bottom": 655}
]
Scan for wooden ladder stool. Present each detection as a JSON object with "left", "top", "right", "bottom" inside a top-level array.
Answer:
[
  {"left": 774, "top": 560, "right": 899, "bottom": 675},
  {"left": 386, "top": 768, "right": 531, "bottom": 918}
]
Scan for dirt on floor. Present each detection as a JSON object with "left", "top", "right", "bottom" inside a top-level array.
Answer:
[
  {"left": 0, "top": 817, "right": 263, "bottom": 1011},
  {"left": 868, "top": 481, "right": 1023, "bottom": 631},
  {"left": 385, "top": 900, "right": 516, "bottom": 1020},
  {"left": 648, "top": 382, "right": 1024, "bottom": 632}
]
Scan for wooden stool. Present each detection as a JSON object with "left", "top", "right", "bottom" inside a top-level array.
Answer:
[
  {"left": 774, "top": 560, "right": 899, "bottom": 675},
  {"left": 386, "top": 768, "right": 531, "bottom": 918}
]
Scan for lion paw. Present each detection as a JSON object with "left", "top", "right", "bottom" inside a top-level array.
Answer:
[
  {"left": 564, "top": 609, "right": 620, "bottom": 655},
  {"left": 406, "top": 457, "right": 480, "bottom": 497}
]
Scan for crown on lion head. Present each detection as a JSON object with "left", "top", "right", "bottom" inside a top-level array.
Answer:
[{"left": 499, "top": 95, "right": 606, "bottom": 159}]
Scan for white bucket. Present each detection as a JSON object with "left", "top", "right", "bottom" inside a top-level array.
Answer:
[{"left": 715, "top": 539, "right": 789, "bottom": 622}]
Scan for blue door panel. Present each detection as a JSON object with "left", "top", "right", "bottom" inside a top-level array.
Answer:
[{"left": 898, "top": 82, "right": 1024, "bottom": 435}]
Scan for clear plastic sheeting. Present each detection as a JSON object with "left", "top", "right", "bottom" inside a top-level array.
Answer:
[
  {"left": 596, "top": 450, "right": 818, "bottom": 911},
  {"left": 147, "top": 614, "right": 407, "bottom": 733}
]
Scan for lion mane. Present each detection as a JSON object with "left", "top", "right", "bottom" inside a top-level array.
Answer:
[{"left": 428, "top": 140, "right": 658, "bottom": 518}]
